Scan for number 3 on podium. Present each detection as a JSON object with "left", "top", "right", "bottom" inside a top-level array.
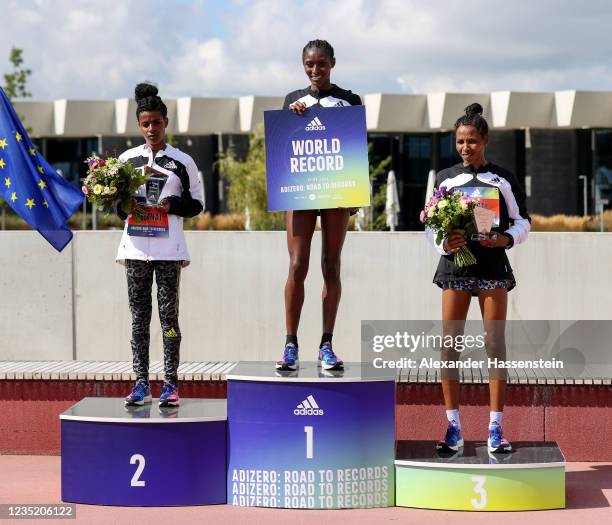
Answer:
[
  {"left": 471, "top": 475, "right": 487, "bottom": 509},
  {"left": 304, "top": 426, "right": 313, "bottom": 459}
]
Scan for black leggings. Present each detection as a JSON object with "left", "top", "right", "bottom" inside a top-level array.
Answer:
[{"left": 125, "top": 260, "right": 182, "bottom": 385}]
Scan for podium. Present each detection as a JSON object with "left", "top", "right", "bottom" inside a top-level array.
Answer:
[
  {"left": 61, "top": 397, "right": 227, "bottom": 506},
  {"left": 395, "top": 441, "right": 565, "bottom": 511},
  {"left": 226, "top": 362, "right": 396, "bottom": 509}
]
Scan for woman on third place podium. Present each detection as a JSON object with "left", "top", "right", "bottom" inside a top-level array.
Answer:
[
  {"left": 427, "top": 103, "right": 530, "bottom": 453},
  {"left": 118, "top": 83, "right": 204, "bottom": 408},
  {"left": 275, "top": 39, "right": 361, "bottom": 372}
]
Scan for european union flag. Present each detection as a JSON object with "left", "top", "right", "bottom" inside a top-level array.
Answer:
[{"left": 0, "top": 88, "right": 83, "bottom": 252}]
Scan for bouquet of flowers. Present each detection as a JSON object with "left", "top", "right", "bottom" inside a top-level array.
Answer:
[
  {"left": 82, "top": 156, "right": 148, "bottom": 219},
  {"left": 420, "top": 186, "right": 479, "bottom": 267}
]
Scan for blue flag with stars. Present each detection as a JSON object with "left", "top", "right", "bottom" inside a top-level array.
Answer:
[{"left": 0, "top": 88, "right": 83, "bottom": 252}]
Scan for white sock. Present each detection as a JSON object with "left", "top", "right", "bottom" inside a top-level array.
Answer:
[
  {"left": 489, "top": 411, "right": 503, "bottom": 427},
  {"left": 446, "top": 409, "right": 461, "bottom": 429}
]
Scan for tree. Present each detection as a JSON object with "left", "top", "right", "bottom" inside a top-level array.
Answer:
[
  {"left": 1, "top": 47, "right": 33, "bottom": 228},
  {"left": 3, "top": 47, "right": 31, "bottom": 100},
  {"left": 363, "top": 145, "right": 392, "bottom": 230},
  {"left": 218, "top": 126, "right": 285, "bottom": 230}
]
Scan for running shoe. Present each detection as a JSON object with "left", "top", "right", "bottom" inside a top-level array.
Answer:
[
  {"left": 275, "top": 343, "right": 299, "bottom": 370},
  {"left": 125, "top": 382, "right": 152, "bottom": 406},
  {"left": 436, "top": 421, "right": 464, "bottom": 452},
  {"left": 318, "top": 342, "right": 344, "bottom": 370},
  {"left": 159, "top": 382, "right": 180, "bottom": 407},
  {"left": 488, "top": 422, "right": 512, "bottom": 453}
]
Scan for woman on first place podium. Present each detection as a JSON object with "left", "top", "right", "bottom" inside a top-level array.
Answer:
[
  {"left": 275, "top": 39, "right": 361, "bottom": 372},
  {"left": 427, "top": 104, "right": 530, "bottom": 454}
]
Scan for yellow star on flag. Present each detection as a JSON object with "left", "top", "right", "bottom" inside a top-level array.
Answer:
[
  {"left": 0, "top": 158, "right": 5, "bottom": 169},
  {"left": 25, "top": 198, "right": 35, "bottom": 209},
  {"left": 0, "top": 138, "right": 7, "bottom": 149},
  {"left": 38, "top": 180, "right": 47, "bottom": 190},
  {"left": 15, "top": 132, "right": 22, "bottom": 142},
  {"left": 11, "top": 192, "right": 17, "bottom": 203},
  {"left": 43, "top": 200, "right": 49, "bottom": 208},
  {"left": 37, "top": 165, "right": 44, "bottom": 174},
  {"left": 29, "top": 147, "right": 36, "bottom": 156},
  {"left": 4, "top": 177, "right": 10, "bottom": 188}
]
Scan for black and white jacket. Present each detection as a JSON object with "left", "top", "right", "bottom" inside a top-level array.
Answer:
[
  {"left": 116, "top": 143, "right": 204, "bottom": 264},
  {"left": 427, "top": 162, "right": 530, "bottom": 287},
  {"left": 282, "top": 84, "right": 362, "bottom": 110}
]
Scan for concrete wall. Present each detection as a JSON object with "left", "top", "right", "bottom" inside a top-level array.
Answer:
[{"left": 1, "top": 231, "right": 612, "bottom": 363}]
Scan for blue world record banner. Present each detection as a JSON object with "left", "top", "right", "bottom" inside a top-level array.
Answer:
[{"left": 264, "top": 106, "right": 370, "bottom": 211}]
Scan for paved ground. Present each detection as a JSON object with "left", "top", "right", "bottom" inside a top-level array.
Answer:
[{"left": 0, "top": 456, "right": 610, "bottom": 524}]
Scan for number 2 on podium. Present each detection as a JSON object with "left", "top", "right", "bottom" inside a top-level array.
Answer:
[
  {"left": 130, "top": 454, "right": 146, "bottom": 487},
  {"left": 304, "top": 426, "right": 313, "bottom": 459},
  {"left": 471, "top": 475, "right": 487, "bottom": 509}
]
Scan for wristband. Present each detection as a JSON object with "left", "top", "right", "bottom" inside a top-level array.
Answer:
[{"left": 504, "top": 233, "right": 515, "bottom": 249}]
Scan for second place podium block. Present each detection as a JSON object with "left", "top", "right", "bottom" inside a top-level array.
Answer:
[{"left": 61, "top": 397, "right": 227, "bottom": 506}]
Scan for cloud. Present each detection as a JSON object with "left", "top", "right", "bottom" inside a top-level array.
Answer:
[{"left": 1, "top": 0, "right": 612, "bottom": 100}]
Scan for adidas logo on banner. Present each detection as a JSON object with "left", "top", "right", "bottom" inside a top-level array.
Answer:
[
  {"left": 305, "top": 117, "right": 326, "bottom": 131},
  {"left": 164, "top": 160, "right": 177, "bottom": 169},
  {"left": 294, "top": 395, "right": 324, "bottom": 416}
]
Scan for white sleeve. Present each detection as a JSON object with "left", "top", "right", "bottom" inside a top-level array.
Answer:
[
  {"left": 187, "top": 158, "right": 205, "bottom": 211},
  {"left": 499, "top": 179, "right": 530, "bottom": 245}
]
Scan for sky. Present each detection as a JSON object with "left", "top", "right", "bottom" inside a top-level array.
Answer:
[{"left": 1, "top": 0, "right": 612, "bottom": 100}]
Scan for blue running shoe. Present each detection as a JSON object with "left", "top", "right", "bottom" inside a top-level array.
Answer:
[
  {"left": 159, "top": 383, "right": 180, "bottom": 407},
  {"left": 436, "top": 421, "right": 464, "bottom": 452},
  {"left": 488, "top": 422, "right": 512, "bottom": 453},
  {"left": 318, "top": 342, "right": 344, "bottom": 370},
  {"left": 276, "top": 343, "right": 299, "bottom": 370},
  {"left": 125, "top": 382, "right": 152, "bottom": 406}
]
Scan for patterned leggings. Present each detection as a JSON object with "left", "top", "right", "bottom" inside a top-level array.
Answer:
[{"left": 125, "top": 260, "right": 182, "bottom": 385}]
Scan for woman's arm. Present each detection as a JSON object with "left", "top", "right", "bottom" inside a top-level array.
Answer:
[{"left": 161, "top": 159, "right": 204, "bottom": 218}]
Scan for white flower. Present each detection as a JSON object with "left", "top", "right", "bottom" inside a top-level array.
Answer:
[{"left": 437, "top": 199, "right": 448, "bottom": 209}]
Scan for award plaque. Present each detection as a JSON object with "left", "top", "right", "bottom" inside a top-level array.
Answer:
[{"left": 471, "top": 206, "right": 498, "bottom": 241}]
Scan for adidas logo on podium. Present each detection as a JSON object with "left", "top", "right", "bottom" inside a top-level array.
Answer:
[
  {"left": 305, "top": 117, "right": 326, "bottom": 131},
  {"left": 294, "top": 395, "right": 324, "bottom": 416}
]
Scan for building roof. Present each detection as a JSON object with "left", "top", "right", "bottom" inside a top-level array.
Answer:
[{"left": 12, "top": 91, "right": 612, "bottom": 137}]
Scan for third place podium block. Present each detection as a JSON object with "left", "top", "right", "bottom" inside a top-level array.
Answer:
[
  {"left": 395, "top": 441, "right": 565, "bottom": 511},
  {"left": 226, "top": 362, "right": 396, "bottom": 509}
]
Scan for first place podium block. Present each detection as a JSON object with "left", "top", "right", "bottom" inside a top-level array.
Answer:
[
  {"left": 227, "top": 362, "right": 396, "bottom": 509},
  {"left": 395, "top": 441, "right": 565, "bottom": 511},
  {"left": 61, "top": 397, "right": 227, "bottom": 506}
]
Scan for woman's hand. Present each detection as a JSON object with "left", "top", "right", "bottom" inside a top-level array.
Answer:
[
  {"left": 129, "top": 198, "right": 148, "bottom": 222},
  {"left": 479, "top": 233, "right": 509, "bottom": 248},
  {"left": 443, "top": 233, "right": 466, "bottom": 253},
  {"left": 158, "top": 199, "right": 171, "bottom": 213},
  {"left": 289, "top": 101, "right": 307, "bottom": 115}
]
